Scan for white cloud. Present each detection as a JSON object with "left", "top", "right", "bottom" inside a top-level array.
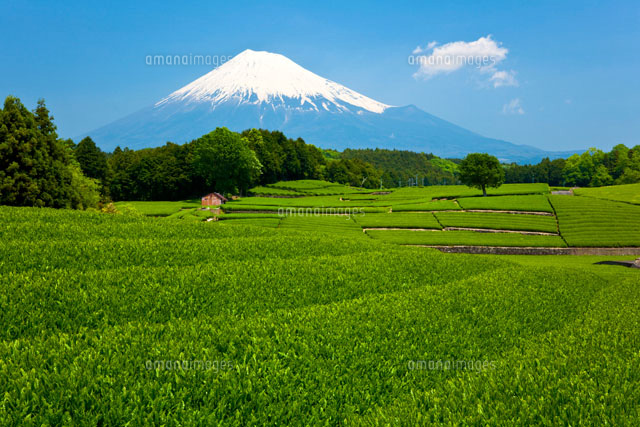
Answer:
[
  {"left": 411, "top": 35, "right": 517, "bottom": 88},
  {"left": 490, "top": 70, "right": 518, "bottom": 88},
  {"left": 502, "top": 98, "right": 525, "bottom": 115},
  {"left": 412, "top": 41, "right": 437, "bottom": 54}
]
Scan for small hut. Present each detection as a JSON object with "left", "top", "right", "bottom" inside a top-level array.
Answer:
[{"left": 201, "top": 192, "right": 228, "bottom": 207}]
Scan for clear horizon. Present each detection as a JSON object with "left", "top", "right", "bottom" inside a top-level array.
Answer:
[{"left": 1, "top": 0, "right": 638, "bottom": 152}]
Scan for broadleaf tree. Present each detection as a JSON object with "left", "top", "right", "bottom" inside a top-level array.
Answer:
[
  {"left": 192, "top": 127, "right": 262, "bottom": 196},
  {"left": 458, "top": 153, "right": 505, "bottom": 196}
]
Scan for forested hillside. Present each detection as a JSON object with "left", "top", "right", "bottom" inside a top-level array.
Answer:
[{"left": 3, "top": 96, "right": 639, "bottom": 206}]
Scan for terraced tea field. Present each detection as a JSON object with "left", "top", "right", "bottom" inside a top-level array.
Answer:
[
  {"left": 434, "top": 211, "right": 558, "bottom": 233},
  {"left": 456, "top": 194, "right": 554, "bottom": 212},
  {"left": 549, "top": 195, "right": 640, "bottom": 247},
  {"left": 128, "top": 181, "right": 640, "bottom": 250},
  {"left": 250, "top": 179, "right": 370, "bottom": 196},
  {"left": 115, "top": 199, "right": 201, "bottom": 216},
  {"left": 354, "top": 212, "right": 442, "bottom": 229},
  {"left": 573, "top": 183, "right": 640, "bottom": 205},
  {"left": 279, "top": 214, "right": 364, "bottom": 236},
  {"left": 391, "top": 199, "right": 461, "bottom": 211},
  {"left": 366, "top": 229, "right": 567, "bottom": 247},
  {"left": 2, "top": 203, "right": 639, "bottom": 425}
]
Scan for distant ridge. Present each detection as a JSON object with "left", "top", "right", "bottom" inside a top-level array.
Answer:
[{"left": 84, "top": 49, "right": 578, "bottom": 163}]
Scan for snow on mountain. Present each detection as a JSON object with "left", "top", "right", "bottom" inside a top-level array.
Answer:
[
  {"left": 156, "top": 49, "right": 390, "bottom": 114},
  {"left": 84, "top": 49, "right": 575, "bottom": 163}
]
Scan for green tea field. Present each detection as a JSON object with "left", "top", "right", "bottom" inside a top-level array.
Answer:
[
  {"left": 3, "top": 2, "right": 638, "bottom": 422},
  {"left": 2, "top": 181, "right": 639, "bottom": 424},
  {"left": 146, "top": 180, "right": 640, "bottom": 249}
]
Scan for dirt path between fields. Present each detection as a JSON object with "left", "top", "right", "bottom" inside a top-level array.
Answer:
[
  {"left": 551, "top": 189, "right": 575, "bottom": 195},
  {"left": 442, "top": 227, "right": 558, "bottom": 236},
  {"left": 362, "top": 227, "right": 441, "bottom": 232},
  {"left": 395, "top": 209, "right": 554, "bottom": 216},
  {"left": 406, "top": 245, "right": 640, "bottom": 256},
  {"left": 362, "top": 227, "right": 557, "bottom": 235},
  {"left": 464, "top": 209, "right": 555, "bottom": 216},
  {"left": 227, "top": 210, "right": 352, "bottom": 215}
]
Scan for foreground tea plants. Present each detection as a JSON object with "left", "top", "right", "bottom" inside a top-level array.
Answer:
[{"left": 0, "top": 206, "right": 638, "bottom": 424}]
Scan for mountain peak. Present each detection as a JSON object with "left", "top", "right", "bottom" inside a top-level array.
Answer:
[
  {"left": 156, "top": 49, "right": 391, "bottom": 114},
  {"left": 86, "top": 49, "right": 563, "bottom": 163}
]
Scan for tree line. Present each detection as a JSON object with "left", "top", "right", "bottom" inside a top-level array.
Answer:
[
  {"left": 0, "top": 97, "right": 396, "bottom": 206},
  {"left": 340, "top": 148, "right": 458, "bottom": 187},
  {"left": 103, "top": 128, "right": 389, "bottom": 201},
  {"left": 504, "top": 145, "right": 640, "bottom": 187},
  {"left": 2, "top": 96, "right": 639, "bottom": 210},
  {"left": 101, "top": 136, "right": 463, "bottom": 200},
  {"left": 0, "top": 97, "right": 100, "bottom": 209}
]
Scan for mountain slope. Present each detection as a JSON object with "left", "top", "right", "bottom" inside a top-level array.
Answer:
[
  {"left": 156, "top": 49, "right": 389, "bottom": 114},
  {"left": 85, "top": 49, "right": 575, "bottom": 163}
]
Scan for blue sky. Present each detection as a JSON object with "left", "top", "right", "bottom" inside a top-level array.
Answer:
[{"left": 1, "top": 0, "right": 638, "bottom": 152}]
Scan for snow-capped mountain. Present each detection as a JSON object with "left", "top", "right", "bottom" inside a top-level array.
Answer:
[
  {"left": 156, "top": 49, "right": 389, "bottom": 114},
  {"left": 85, "top": 49, "right": 571, "bottom": 162}
]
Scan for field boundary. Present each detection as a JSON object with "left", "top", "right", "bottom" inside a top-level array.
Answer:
[
  {"left": 410, "top": 245, "right": 640, "bottom": 256},
  {"left": 464, "top": 209, "right": 554, "bottom": 216},
  {"left": 225, "top": 210, "right": 356, "bottom": 215},
  {"left": 573, "top": 193, "right": 640, "bottom": 207},
  {"left": 442, "top": 227, "right": 558, "bottom": 236},
  {"left": 547, "top": 194, "right": 570, "bottom": 247},
  {"left": 362, "top": 227, "right": 441, "bottom": 232},
  {"left": 387, "top": 209, "right": 554, "bottom": 215}
]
